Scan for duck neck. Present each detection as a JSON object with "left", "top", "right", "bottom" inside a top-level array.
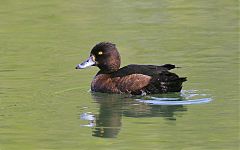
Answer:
[
  {"left": 97, "top": 57, "right": 121, "bottom": 74},
  {"left": 98, "top": 67, "right": 119, "bottom": 74}
]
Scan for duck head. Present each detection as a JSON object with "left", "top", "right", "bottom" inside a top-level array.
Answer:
[{"left": 76, "top": 42, "right": 121, "bottom": 73}]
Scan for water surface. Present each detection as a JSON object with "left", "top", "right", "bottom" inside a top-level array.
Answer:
[{"left": 0, "top": 0, "right": 239, "bottom": 150}]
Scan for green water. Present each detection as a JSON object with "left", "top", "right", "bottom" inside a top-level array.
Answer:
[{"left": 0, "top": 0, "right": 239, "bottom": 149}]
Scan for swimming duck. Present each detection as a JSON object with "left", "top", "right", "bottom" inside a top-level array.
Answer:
[{"left": 75, "top": 42, "right": 187, "bottom": 95}]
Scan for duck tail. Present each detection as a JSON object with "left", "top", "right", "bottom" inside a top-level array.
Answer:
[
  {"left": 145, "top": 74, "right": 187, "bottom": 94},
  {"left": 159, "top": 64, "right": 183, "bottom": 70},
  {"left": 161, "top": 77, "right": 187, "bottom": 93},
  {"left": 178, "top": 77, "right": 187, "bottom": 82}
]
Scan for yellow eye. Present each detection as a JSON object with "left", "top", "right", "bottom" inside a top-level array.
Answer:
[{"left": 98, "top": 51, "right": 103, "bottom": 55}]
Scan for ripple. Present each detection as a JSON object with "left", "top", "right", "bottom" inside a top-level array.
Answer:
[
  {"left": 80, "top": 112, "right": 96, "bottom": 127},
  {"left": 135, "top": 90, "right": 213, "bottom": 106},
  {"left": 136, "top": 98, "right": 212, "bottom": 105},
  {"left": 80, "top": 112, "right": 95, "bottom": 121}
]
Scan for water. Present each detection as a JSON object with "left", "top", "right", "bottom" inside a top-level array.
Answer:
[{"left": 0, "top": 0, "right": 239, "bottom": 149}]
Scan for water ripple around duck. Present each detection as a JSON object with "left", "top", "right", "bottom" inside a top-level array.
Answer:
[{"left": 135, "top": 90, "right": 213, "bottom": 105}]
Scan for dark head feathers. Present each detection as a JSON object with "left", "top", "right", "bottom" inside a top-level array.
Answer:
[{"left": 91, "top": 42, "right": 116, "bottom": 54}]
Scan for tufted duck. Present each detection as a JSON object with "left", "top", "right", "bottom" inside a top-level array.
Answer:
[{"left": 75, "top": 42, "right": 187, "bottom": 95}]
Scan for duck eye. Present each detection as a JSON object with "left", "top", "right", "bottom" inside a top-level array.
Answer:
[{"left": 98, "top": 51, "right": 103, "bottom": 55}]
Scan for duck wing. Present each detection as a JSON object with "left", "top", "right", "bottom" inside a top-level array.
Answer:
[
  {"left": 111, "top": 64, "right": 187, "bottom": 94},
  {"left": 111, "top": 64, "right": 178, "bottom": 78}
]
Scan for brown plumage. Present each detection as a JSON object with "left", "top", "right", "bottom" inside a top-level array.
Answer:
[
  {"left": 91, "top": 74, "right": 151, "bottom": 94},
  {"left": 76, "top": 42, "right": 187, "bottom": 95}
]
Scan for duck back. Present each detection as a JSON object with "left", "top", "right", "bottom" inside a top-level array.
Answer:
[{"left": 92, "top": 64, "right": 186, "bottom": 95}]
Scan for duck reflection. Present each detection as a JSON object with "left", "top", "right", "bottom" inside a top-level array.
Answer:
[
  {"left": 91, "top": 93, "right": 123, "bottom": 138},
  {"left": 81, "top": 93, "right": 187, "bottom": 138}
]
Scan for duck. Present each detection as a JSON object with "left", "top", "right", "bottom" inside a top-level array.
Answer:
[{"left": 75, "top": 42, "right": 187, "bottom": 95}]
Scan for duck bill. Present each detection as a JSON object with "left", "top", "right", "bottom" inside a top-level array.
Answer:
[{"left": 75, "top": 56, "right": 96, "bottom": 69}]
